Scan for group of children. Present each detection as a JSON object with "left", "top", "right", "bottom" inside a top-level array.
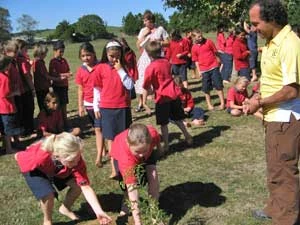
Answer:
[{"left": 0, "top": 15, "right": 264, "bottom": 224}]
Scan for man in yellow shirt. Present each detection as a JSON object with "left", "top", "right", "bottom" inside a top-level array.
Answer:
[{"left": 245, "top": 1, "right": 300, "bottom": 224}]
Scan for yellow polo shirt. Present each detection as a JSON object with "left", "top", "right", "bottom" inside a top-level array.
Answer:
[{"left": 260, "top": 25, "right": 300, "bottom": 122}]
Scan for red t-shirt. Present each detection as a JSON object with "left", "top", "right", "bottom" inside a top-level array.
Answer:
[
  {"left": 0, "top": 71, "right": 16, "bottom": 114},
  {"left": 17, "top": 54, "right": 32, "bottom": 92},
  {"left": 225, "top": 34, "right": 235, "bottom": 55},
  {"left": 49, "top": 57, "right": 70, "bottom": 87},
  {"left": 182, "top": 37, "right": 193, "bottom": 52},
  {"left": 93, "top": 63, "right": 131, "bottom": 108},
  {"left": 16, "top": 142, "right": 90, "bottom": 186},
  {"left": 232, "top": 38, "right": 250, "bottom": 71},
  {"left": 110, "top": 125, "right": 160, "bottom": 184},
  {"left": 166, "top": 39, "right": 189, "bottom": 65},
  {"left": 9, "top": 59, "right": 24, "bottom": 94},
  {"left": 124, "top": 51, "right": 138, "bottom": 82},
  {"left": 191, "top": 39, "right": 219, "bottom": 72},
  {"left": 37, "top": 109, "right": 64, "bottom": 134},
  {"left": 143, "top": 58, "right": 177, "bottom": 103},
  {"left": 217, "top": 32, "right": 226, "bottom": 52},
  {"left": 179, "top": 88, "right": 195, "bottom": 109},
  {"left": 32, "top": 59, "right": 51, "bottom": 91},
  {"left": 75, "top": 64, "right": 98, "bottom": 104},
  {"left": 226, "top": 86, "right": 248, "bottom": 108}
]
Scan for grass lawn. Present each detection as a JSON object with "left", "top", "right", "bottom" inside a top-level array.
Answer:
[{"left": 0, "top": 34, "right": 271, "bottom": 225}]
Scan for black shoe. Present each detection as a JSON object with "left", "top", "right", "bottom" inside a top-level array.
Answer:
[
  {"left": 134, "top": 105, "right": 145, "bottom": 112},
  {"left": 252, "top": 209, "right": 271, "bottom": 220}
]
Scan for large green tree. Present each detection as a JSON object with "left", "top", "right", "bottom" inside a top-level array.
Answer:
[
  {"left": 17, "top": 14, "right": 38, "bottom": 42},
  {"left": 122, "top": 12, "right": 143, "bottom": 35},
  {"left": 52, "top": 20, "right": 74, "bottom": 41},
  {"left": 0, "top": 7, "right": 12, "bottom": 41},
  {"left": 76, "top": 14, "right": 107, "bottom": 39}
]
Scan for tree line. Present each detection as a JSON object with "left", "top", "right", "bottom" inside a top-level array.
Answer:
[{"left": 1, "top": 1, "right": 300, "bottom": 43}]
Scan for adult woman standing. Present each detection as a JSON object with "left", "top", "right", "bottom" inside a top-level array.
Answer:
[{"left": 134, "top": 10, "right": 169, "bottom": 112}]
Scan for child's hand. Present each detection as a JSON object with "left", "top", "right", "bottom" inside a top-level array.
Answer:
[
  {"left": 94, "top": 111, "right": 101, "bottom": 120},
  {"left": 97, "top": 213, "right": 112, "bottom": 224},
  {"left": 113, "top": 59, "right": 122, "bottom": 70},
  {"left": 78, "top": 106, "right": 85, "bottom": 117}
]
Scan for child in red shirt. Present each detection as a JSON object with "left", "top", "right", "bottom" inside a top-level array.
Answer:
[
  {"left": 0, "top": 54, "right": 21, "bottom": 153},
  {"left": 37, "top": 92, "right": 80, "bottom": 137},
  {"left": 49, "top": 41, "right": 72, "bottom": 129},
  {"left": 32, "top": 44, "right": 51, "bottom": 111},
  {"left": 183, "top": 29, "right": 199, "bottom": 79},
  {"left": 191, "top": 29, "right": 225, "bottom": 111},
  {"left": 166, "top": 29, "right": 190, "bottom": 88},
  {"left": 110, "top": 123, "right": 162, "bottom": 224},
  {"left": 75, "top": 42, "right": 105, "bottom": 167},
  {"left": 142, "top": 40, "right": 192, "bottom": 151},
  {"left": 174, "top": 76, "right": 205, "bottom": 126},
  {"left": 15, "top": 132, "right": 111, "bottom": 225},
  {"left": 16, "top": 39, "right": 35, "bottom": 136},
  {"left": 226, "top": 76, "right": 249, "bottom": 116},
  {"left": 93, "top": 39, "right": 134, "bottom": 178},
  {"left": 232, "top": 26, "right": 251, "bottom": 81}
]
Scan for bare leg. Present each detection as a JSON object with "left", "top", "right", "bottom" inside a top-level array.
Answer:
[
  {"left": 160, "top": 124, "right": 169, "bottom": 151},
  {"left": 216, "top": 90, "right": 225, "bottom": 110},
  {"left": 40, "top": 193, "right": 55, "bottom": 225},
  {"left": 107, "top": 139, "right": 117, "bottom": 178},
  {"left": 174, "top": 120, "right": 193, "bottom": 145},
  {"left": 146, "top": 165, "right": 159, "bottom": 200},
  {"left": 61, "top": 104, "right": 69, "bottom": 129},
  {"left": 204, "top": 93, "right": 214, "bottom": 110},
  {"left": 4, "top": 135, "right": 15, "bottom": 154},
  {"left": 59, "top": 179, "right": 81, "bottom": 220},
  {"left": 183, "top": 80, "right": 188, "bottom": 89},
  {"left": 95, "top": 127, "right": 104, "bottom": 167}
]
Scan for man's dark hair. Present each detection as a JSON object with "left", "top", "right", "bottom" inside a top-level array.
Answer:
[{"left": 251, "top": 0, "right": 288, "bottom": 26}]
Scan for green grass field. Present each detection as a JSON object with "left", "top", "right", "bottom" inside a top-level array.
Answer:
[{"left": 0, "top": 34, "right": 271, "bottom": 225}]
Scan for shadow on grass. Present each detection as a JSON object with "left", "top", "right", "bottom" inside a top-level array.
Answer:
[
  {"left": 159, "top": 181, "right": 226, "bottom": 225},
  {"left": 54, "top": 192, "right": 124, "bottom": 225},
  {"left": 166, "top": 125, "right": 230, "bottom": 156}
]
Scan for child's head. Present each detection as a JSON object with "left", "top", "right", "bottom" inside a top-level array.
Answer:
[
  {"left": 143, "top": 10, "right": 155, "bottom": 27},
  {"left": 44, "top": 92, "right": 59, "bottom": 111},
  {"left": 15, "top": 39, "right": 28, "bottom": 55},
  {"left": 192, "top": 29, "right": 205, "bottom": 44},
  {"left": 53, "top": 40, "right": 65, "bottom": 58},
  {"left": 173, "top": 76, "right": 184, "bottom": 88},
  {"left": 0, "top": 54, "right": 12, "bottom": 72},
  {"left": 33, "top": 44, "right": 48, "bottom": 59},
  {"left": 145, "top": 40, "right": 161, "bottom": 59},
  {"left": 127, "top": 123, "right": 152, "bottom": 158},
  {"left": 234, "top": 76, "right": 249, "bottom": 92},
  {"left": 119, "top": 37, "right": 131, "bottom": 53},
  {"left": 42, "top": 132, "right": 83, "bottom": 168},
  {"left": 235, "top": 26, "right": 246, "bottom": 40},
  {"left": 101, "top": 39, "right": 125, "bottom": 66},
  {"left": 3, "top": 40, "right": 18, "bottom": 58},
  {"left": 79, "top": 42, "right": 97, "bottom": 66},
  {"left": 170, "top": 29, "right": 182, "bottom": 41}
]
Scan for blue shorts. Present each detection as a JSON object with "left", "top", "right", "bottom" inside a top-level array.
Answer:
[
  {"left": 53, "top": 86, "right": 69, "bottom": 105},
  {"left": 171, "top": 64, "right": 188, "bottom": 81},
  {"left": 86, "top": 108, "right": 102, "bottom": 128},
  {"left": 100, "top": 107, "right": 132, "bottom": 140},
  {"left": 202, "top": 68, "right": 223, "bottom": 93},
  {"left": 0, "top": 113, "right": 23, "bottom": 136},
  {"left": 155, "top": 98, "right": 185, "bottom": 125},
  {"left": 23, "top": 169, "right": 72, "bottom": 200},
  {"left": 187, "top": 107, "right": 205, "bottom": 121},
  {"left": 249, "top": 50, "right": 258, "bottom": 69},
  {"left": 238, "top": 68, "right": 251, "bottom": 81}
]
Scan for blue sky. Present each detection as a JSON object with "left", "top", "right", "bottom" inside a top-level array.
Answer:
[{"left": 1, "top": 0, "right": 176, "bottom": 32}]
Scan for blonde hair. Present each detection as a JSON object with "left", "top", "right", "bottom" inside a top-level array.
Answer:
[
  {"left": 42, "top": 132, "right": 83, "bottom": 161},
  {"left": 127, "top": 123, "right": 152, "bottom": 146},
  {"left": 234, "top": 76, "right": 249, "bottom": 86},
  {"left": 33, "top": 44, "right": 48, "bottom": 58},
  {"left": 145, "top": 40, "right": 161, "bottom": 59}
]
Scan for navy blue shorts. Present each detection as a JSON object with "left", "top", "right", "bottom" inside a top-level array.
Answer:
[
  {"left": 86, "top": 108, "right": 102, "bottom": 128},
  {"left": 238, "top": 68, "right": 251, "bottom": 81},
  {"left": 249, "top": 50, "right": 258, "bottom": 69},
  {"left": 23, "top": 170, "right": 72, "bottom": 200},
  {"left": 0, "top": 113, "right": 23, "bottom": 136},
  {"left": 171, "top": 64, "right": 188, "bottom": 81},
  {"left": 187, "top": 107, "right": 205, "bottom": 121},
  {"left": 100, "top": 107, "right": 132, "bottom": 140},
  {"left": 155, "top": 98, "right": 185, "bottom": 125},
  {"left": 202, "top": 68, "right": 223, "bottom": 93},
  {"left": 53, "top": 86, "right": 69, "bottom": 105}
]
